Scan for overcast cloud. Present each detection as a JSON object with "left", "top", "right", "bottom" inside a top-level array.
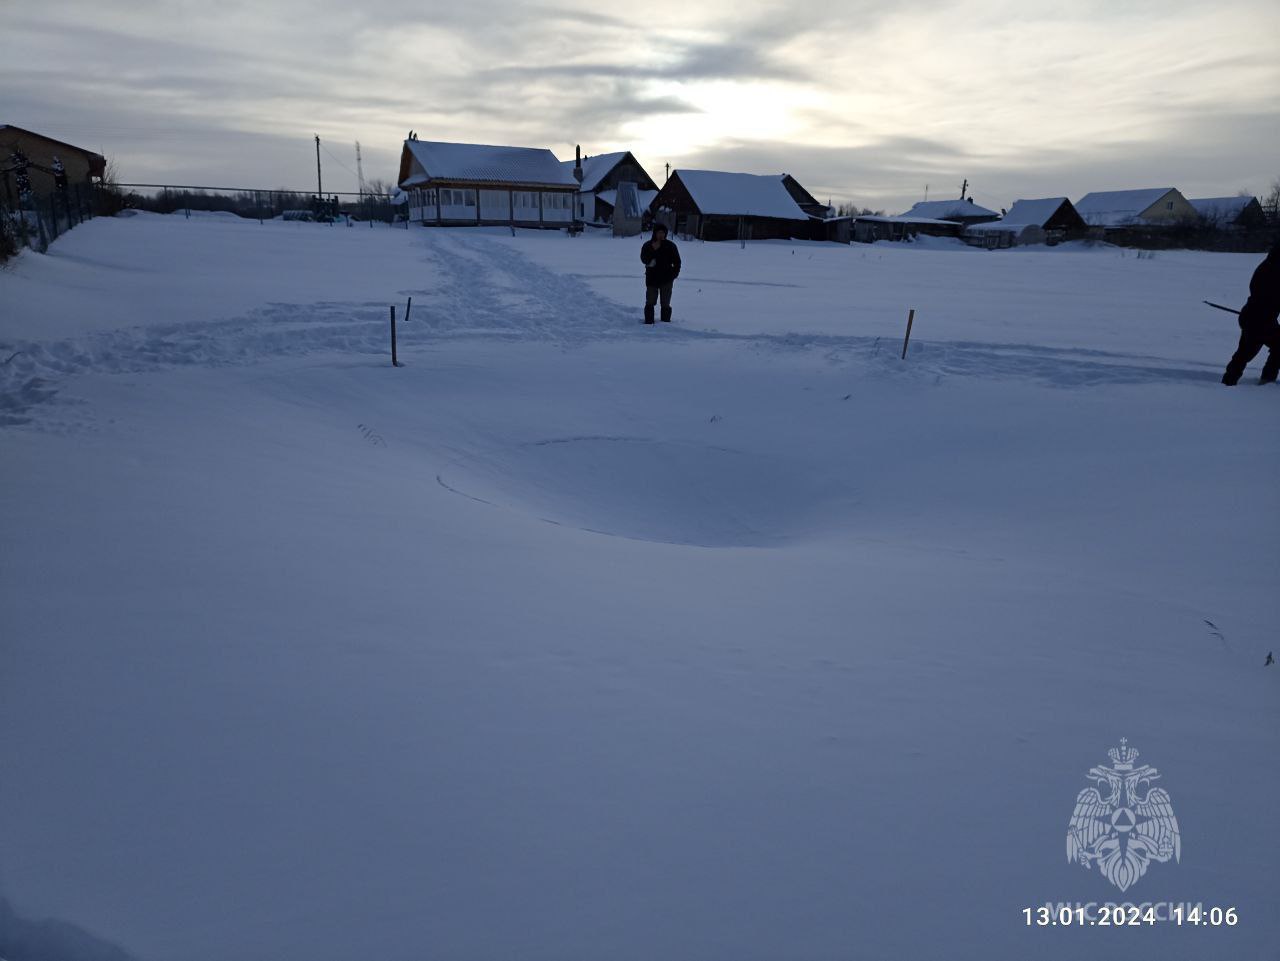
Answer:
[{"left": 2, "top": 0, "right": 1277, "bottom": 211}]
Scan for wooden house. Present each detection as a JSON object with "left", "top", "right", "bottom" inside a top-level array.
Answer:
[
  {"left": 853, "top": 215, "right": 964, "bottom": 243},
  {"left": 398, "top": 136, "right": 579, "bottom": 227},
  {"left": 649, "top": 169, "right": 813, "bottom": 241},
  {"left": 964, "top": 197, "right": 1086, "bottom": 247},
  {"left": 781, "top": 174, "right": 830, "bottom": 218},
  {"left": 1, "top": 124, "right": 105, "bottom": 201},
  {"left": 1189, "top": 196, "right": 1267, "bottom": 230},
  {"left": 898, "top": 197, "right": 999, "bottom": 227},
  {"left": 561, "top": 148, "right": 658, "bottom": 224},
  {"left": 1074, "top": 188, "right": 1196, "bottom": 229}
]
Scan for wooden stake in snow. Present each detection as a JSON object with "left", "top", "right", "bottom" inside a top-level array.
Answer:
[
  {"left": 901, "top": 308, "right": 916, "bottom": 360},
  {"left": 390, "top": 305, "right": 400, "bottom": 367},
  {"left": 404, "top": 296, "right": 413, "bottom": 324}
]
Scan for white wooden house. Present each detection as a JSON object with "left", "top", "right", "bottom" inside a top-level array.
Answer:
[{"left": 397, "top": 137, "right": 579, "bottom": 227}]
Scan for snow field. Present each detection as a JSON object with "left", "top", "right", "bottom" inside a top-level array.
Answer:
[{"left": 0, "top": 215, "right": 1276, "bottom": 961}]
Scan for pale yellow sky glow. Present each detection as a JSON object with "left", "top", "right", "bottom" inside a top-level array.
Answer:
[{"left": 3, "top": 0, "right": 1277, "bottom": 211}]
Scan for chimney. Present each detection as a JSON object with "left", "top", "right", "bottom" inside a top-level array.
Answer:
[{"left": 573, "top": 144, "right": 583, "bottom": 184}]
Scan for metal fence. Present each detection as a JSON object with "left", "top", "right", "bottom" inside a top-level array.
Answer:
[
  {"left": 111, "top": 183, "right": 400, "bottom": 226},
  {"left": 1, "top": 182, "right": 98, "bottom": 258}
]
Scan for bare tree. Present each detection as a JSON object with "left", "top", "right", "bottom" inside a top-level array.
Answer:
[{"left": 1263, "top": 177, "right": 1280, "bottom": 224}]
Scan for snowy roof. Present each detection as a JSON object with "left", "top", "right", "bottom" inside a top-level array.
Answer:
[
  {"left": 402, "top": 139, "right": 578, "bottom": 188},
  {"left": 596, "top": 188, "right": 658, "bottom": 210},
  {"left": 560, "top": 152, "right": 627, "bottom": 192},
  {"left": 1074, "top": 188, "right": 1174, "bottom": 226},
  {"left": 674, "top": 170, "right": 809, "bottom": 220},
  {"left": 1189, "top": 196, "right": 1257, "bottom": 220},
  {"left": 967, "top": 198, "right": 1071, "bottom": 232},
  {"left": 857, "top": 214, "right": 960, "bottom": 226},
  {"left": 899, "top": 198, "right": 998, "bottom": 219}
]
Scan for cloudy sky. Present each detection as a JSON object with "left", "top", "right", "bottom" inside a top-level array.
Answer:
[{"left": 4, "top": 0, "right": 1278, "bottom": 212}]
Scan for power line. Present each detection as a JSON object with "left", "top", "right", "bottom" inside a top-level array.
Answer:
[{"left": 319, "top": 143, "right": 358, "bottom": 178}]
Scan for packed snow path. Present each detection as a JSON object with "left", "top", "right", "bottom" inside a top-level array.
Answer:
[{"left": 0, "top": 225, "right": 1233, "bottom": 425}]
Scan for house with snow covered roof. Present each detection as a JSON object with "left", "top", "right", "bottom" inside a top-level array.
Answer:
[
  {"left": 397, "top": 135, "right": 579, "bottom": 227},
  {"left": 560, "top": 148, "right": 658, "bottom": 226},
  {"left": 897, "top": 197, "right": 999, "bottom": 227},
  {"left": 649, "top": 169, "right": 814, "bottom": 241},
  {"left": 1074, "top": 188, "right": 1195, "bottom": 229},
  {"left": 1188, "top": 195, "right": 1266, "bottom": 229},
  {"left": 781, "top": 174, "right": 830, "bottom": 219},
  {"left": 965, "top": 197, "right": 1086, "bottom": 247}
]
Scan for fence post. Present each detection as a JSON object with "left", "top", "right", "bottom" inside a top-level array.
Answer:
[
  {"left": 901, "top": 309, "right": 916, "bottom": 360},
  {"left": 390, "top": 305, "right": 399, "bottom": 367},
  {"left": 34, "top": 201, "right": 49, "bottom": 252},
  {"left": 47, "top": 195, "right": 58, "bottom": 241}
]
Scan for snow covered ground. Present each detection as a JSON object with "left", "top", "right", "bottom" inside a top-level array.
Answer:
[{"left": 1, "top": 215, "right": 1276, "bottom": 961}]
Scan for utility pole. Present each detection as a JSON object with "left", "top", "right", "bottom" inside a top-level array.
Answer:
[
  {"left": 315, "top": 135, "right": 322, "bottom": 196},
  {"left": 665, "top": 162, "right": 670, "bottom": 183}
]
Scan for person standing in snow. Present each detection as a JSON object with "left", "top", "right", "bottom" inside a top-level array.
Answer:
[
  {"left": 1222, "top": 240, "right": 1280, "bottom": 385},
  {"left": 641, "top": 222, "right": 681, "bottom": 324}
]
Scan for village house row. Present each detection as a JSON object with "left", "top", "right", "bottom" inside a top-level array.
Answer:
[
  {"left": 1, "top": 124, "right": 1269, "bottom": 250},
  {"left": 395, "top": 133, "right": 1269, "bottom": 248}
]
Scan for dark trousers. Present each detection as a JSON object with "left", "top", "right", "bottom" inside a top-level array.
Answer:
[
  {"left": 1223, "top": 321, "right": 1280, "bottom": 385},
  {"left": 644, "top": 283, "right": 673, "bottom": 323}
]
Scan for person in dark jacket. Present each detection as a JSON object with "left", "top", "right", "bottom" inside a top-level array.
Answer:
[
  {"left": 1222, "top": 240, "right": 1280, "bottom": 385},
  {"left": 640, "top": 223, "right": 681, "bottom": 324}
]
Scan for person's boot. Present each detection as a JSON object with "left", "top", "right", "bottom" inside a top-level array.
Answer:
[
  {"left": 1260, "top": 358, "right": 1278, "bottom": 384},
  {"left": 660, "top": 306, "right": 672, "bottom": 323},
  {"left": 643, "top": 304, "right": 655, "bottom": 325}
]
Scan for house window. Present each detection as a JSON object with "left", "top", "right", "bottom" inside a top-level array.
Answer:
[
  {"left": 1166, "top": 201, "right": 1173, "bottom": 210},
  {"left": 441, "top": 188, "right": 475, "bottom": 207}
]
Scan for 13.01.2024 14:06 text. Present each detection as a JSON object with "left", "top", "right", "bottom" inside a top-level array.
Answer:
[{"left": 1023, "top": 904, "right": 1238, "bottom": 927}]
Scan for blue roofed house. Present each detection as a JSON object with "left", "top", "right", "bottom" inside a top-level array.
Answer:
[
  {"left": 964, "top": 197, "right": 1087, "bottom": 247},
  {"left": 397, "top": 136, "right": 579, "bottom": 227}
]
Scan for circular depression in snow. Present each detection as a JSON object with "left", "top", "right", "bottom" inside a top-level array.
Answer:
[{"left": 437, "top": 436, "right": 855, "bottom": 547}]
